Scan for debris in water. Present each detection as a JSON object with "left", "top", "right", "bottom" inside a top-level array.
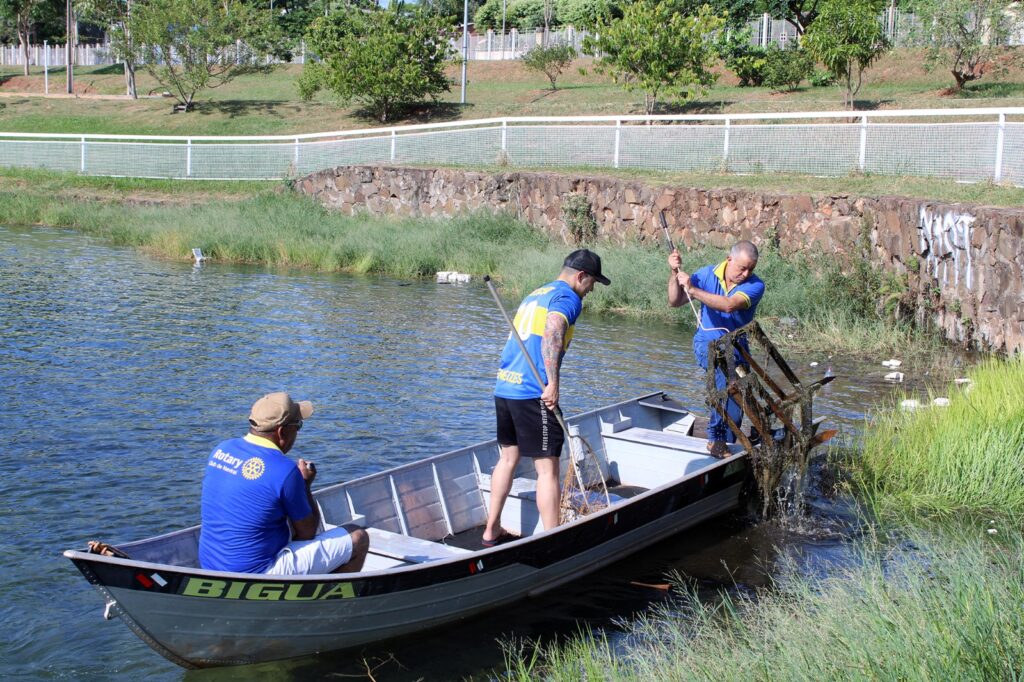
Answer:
[
  {"left": 882, "top": 359, "right": 902, "bottom": 368},
  {"left": 810, "top": 361, "right": 819, "bottom": 367},
  {"left": 884, "top": 371, "right": 905, "bottom": 382},
  {"left": 436, "top": 271, "right": 471, "bottom": 283},
  {"left": 900, "top": 399, "right": 920, "bottom": 410},
  {"left": 932, "top": 397, "right": 951, "bottom": 407}
]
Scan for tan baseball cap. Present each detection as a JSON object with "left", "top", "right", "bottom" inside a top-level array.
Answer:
[{"left": 248, "top": 392, "right": 314, "bottom": 431}]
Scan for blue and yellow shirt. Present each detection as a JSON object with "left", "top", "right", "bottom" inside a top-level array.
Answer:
[
  {"left": 199, "top": 434, "right": 312, "bottom": 573},
  {"left": 494, "top": 280, "right": 583, "bottom": 400},
  {"left": 691, "top": 260, "right": 766, "bottom": 353}
]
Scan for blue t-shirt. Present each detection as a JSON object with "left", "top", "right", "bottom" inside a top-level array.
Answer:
[
  {"left": 494, "top": 280, "right": 583, "bottom": 399},
  {"left": 691, "top": 260, "right": 766, "bottom": 355},
  {"left": 199, "top": 434, "right": 313, "bottom": 573}
]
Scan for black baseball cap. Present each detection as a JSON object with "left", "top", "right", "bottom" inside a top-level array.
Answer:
[{"left": 563, "top": 249, "right": 610, "bottom": 286}]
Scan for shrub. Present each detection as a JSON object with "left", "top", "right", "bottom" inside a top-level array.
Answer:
[
  {"left": 522, "top": 43, "right": 577, "bottom": 89},
  {"left": 555, "top": 0, "right": 620, "bottom": 29},
  {"left": 561, "top": 194, "right": 598, "bottom": 244},
  {"left": 718, "top": 28, "right": 769, "bottom": 87},
  {"left": 809, "top": 68, "right": 836, "bottom": 87},
  {"left": 762, "top": 44, "right": 814, "bottom": 91}
]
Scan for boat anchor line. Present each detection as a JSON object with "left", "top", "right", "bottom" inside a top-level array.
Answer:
[{"left": 705, "top": 320, "right": 838, "bottom": 519}]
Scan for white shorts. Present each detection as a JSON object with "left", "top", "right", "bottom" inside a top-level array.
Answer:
[{"left": 265, "top": 526, "right": 353, "bottom": 575}]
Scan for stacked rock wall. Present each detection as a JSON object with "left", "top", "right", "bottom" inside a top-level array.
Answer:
[{"left": 298, "top": 165, "right": 1024, "bottom": 354}]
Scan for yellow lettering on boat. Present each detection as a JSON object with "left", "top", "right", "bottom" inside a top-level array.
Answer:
[
  {"left": 246, "top": 583, "right": 285, "bottom": 600},
  {"left": 182, "top": 578, "right": 225, "bottom": 597},
  {"left": 319, "top": 582, "right": 355, "bottom": 599},
  {"left": 224, "top": 581, "right": 246, "bottom": 599},
  {"left": 283, "top": 583, "right": 324, "bottom": 600},
  {"left": 180, "top": 578, "right": 356, "bottom": 600}
]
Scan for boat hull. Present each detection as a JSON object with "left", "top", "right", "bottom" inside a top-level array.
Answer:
[{"left": 65, "top": 392, "right": 751, "bottom": 668}]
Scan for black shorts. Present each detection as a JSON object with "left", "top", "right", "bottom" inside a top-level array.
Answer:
[{"left": 495, "top": 396, "right": 565, "bottom": 458}]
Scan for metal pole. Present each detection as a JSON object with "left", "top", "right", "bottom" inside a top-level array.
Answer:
[
  {"left": 43, "top": 40, "right": 48, "bottom": 94},
  {"left": 501, "top": 0, "right": 507, "bottom": 60},
  {"left": 460, "top": 0, "right": 469, "bottom": 103},
  {"left": 66, "top": 0, "right": 74, "bottom": 94},
  {"left": 994, "top": 113, "right": 1005, "bottom": 183}
]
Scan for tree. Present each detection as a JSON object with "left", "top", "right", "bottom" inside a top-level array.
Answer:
[
  {"left": 0, "top": 0, "right": 49, "bottom": 76},
  {"left": 803, "top": 0, "right": 889, "bottom": 108},
  {"left": 128, "top": 0, "right": 281, "bottom": 111},
  {"left": 522, "top": 43, "right": 576, "bottom": 89},
  {"left": 554, "top": 0, "right": 620, "bottom": 30},
  {"left": 760, "top": 0, "right": 822, "bottom": 34},
  {"left": 910, "top": 0, "right": 1024, "bottom": 92},
  {"left": 76, "top": 0, "right": 139, "bottom": 97},
  {"left": 298, "top": 6, "right": 457, "bottom": 123},
  {"left": 582, "top": 0, "right": 724, "bottom": 114}
]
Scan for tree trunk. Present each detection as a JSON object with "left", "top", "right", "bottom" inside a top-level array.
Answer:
[
  {"left": 952, "top": 69, "right": 968, "bottom": 92},
  {"left": 18, "top": 15, "right": 31, "bottom": 77},
  {"left": 124, "top": 61, "right": 137, "bottom": 98}
]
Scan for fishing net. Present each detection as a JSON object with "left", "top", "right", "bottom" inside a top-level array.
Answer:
[{"left": 558, "top": 433, "right": 613, "bottom": 524}]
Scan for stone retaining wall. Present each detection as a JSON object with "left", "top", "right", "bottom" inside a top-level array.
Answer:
[{"left": 298, "top": 165, "right": 1024, "bottom": 354}]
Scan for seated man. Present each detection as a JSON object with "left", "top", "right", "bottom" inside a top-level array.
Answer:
[{"left": 199, "top": 392, "right": 368, "bottom": 574}]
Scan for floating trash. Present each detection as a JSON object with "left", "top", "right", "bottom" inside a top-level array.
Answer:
[
  {"left": 809, "top": 361, "right": 819, "bottom": 367},
  {"left": 884, "top": 371, "right": 905, "bottom": 382},
  {"left": 191, "top": 248, "right": 207, "bottom": 265},
  {"left": 436, "top": 271, "right": 471, "bottom": 283},
  {"left": 882, "top": 359, "right": 903, "bottom": 368},
  {"left": 900, "top": 398, "right": 920, "bottom": 410},
  {"left": 954, "top": 377, "right": 972, "bottom": 386},
  {"left": 932, "top": 397, "right": 951, "bottom": 407}
]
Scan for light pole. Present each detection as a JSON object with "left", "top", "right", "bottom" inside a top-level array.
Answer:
[
  {"left": 460, "top": 0, "right": 469, "bottom": 103},
  {"left": 65, "top": 0, "right": 73, "bottom": 94}
]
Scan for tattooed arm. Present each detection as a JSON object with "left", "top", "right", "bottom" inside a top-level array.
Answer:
[{"left": 539, "top": 313, "right": 568, "bottom": 410}]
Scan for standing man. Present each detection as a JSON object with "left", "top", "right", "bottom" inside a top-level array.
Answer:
[
  {"left": 200, "top": 392, "right": 369, "bottom": 574},
  {"left": 668, "top": 240, "right": 765, "bottom": 458},
  {"left": 483, "top": 249, "right": 611, "bottom": 547}
]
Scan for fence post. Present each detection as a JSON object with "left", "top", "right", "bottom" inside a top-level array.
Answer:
[
  {"left": 186, "top": 139, "right": 192, "bottom": 177},
  {"left": 390, "top": 130, "right": 396, "bottom": 162},
  {"left": 294, "top": 138, "right": 300, "bottom": 173},
  {"left": 994, "top": 113, "right": 1005, "bottom": 183},
  {"left": 761, "top": 13, "right": 770, "bottom": 46},
  {"left": 80, "top": 137, "right": 87, "bottom": 173},
  {"left": 501, "top": 119, "right": 507, "bottom": 154},
  {"left": 723, "top": 118, "right": 730, "bottom": 171},
  {"left": 43, "top": 41, "right": 48, "bottom": 94},
  {"left": 858, "top": 115, "right": 868, "bottom": 172},
  {"left": 613, "top": 119, "right": 621, "bottom": 169}
]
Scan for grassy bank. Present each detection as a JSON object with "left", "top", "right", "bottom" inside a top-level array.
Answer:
[
  {"left": 495, "top": 358, "right": 1024, "bottom": 681},
  {"left": 503, "top": 521, "right": 1024, "bottom": 681},
  {"left": 0, "top": 178, "right": 937, "bottom": 357},
  {"left": 856, "top": 359, "right": 1024, "bottom": 517}
]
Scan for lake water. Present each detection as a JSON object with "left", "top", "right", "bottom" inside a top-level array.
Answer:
[{"left": 0, "top": 224, "right": 948, "bottom": 680}]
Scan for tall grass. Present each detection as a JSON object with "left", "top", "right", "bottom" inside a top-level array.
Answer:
[
  {"left": 503, "top": 521, "right": 1024, "bottom": 681},
  {"left": 856, "top": 358, "right": 1024, "bottom": 517}
]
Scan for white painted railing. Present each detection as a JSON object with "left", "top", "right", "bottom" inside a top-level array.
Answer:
[{"left": 1, "top": 108, "right": 1021, "bottom": 185}]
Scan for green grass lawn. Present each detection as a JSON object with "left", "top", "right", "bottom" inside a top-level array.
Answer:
[{"left": 2, "top": 50, "right": 1022, "bottom": 138}]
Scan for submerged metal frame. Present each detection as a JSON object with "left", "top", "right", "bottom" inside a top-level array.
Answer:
[{"left": 704, "top": 321, "right": 837, "bottom": 517}]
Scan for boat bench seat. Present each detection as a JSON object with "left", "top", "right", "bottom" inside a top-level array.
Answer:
[
  {"left": 477, "top": 474, "right": 537, "bottom": 500},
  {"left": 365, "top": 527, "right": 471, "bottom": 564},
  {"left": 602, "top": 427, "right": 713, "bottom": 453}
]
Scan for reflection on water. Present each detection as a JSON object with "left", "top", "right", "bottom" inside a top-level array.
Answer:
[{"left": 0, "top": 225, "right": 962, "bottom": 681}]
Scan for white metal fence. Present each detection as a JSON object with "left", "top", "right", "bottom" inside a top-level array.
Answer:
[{"left": 1, "top": 109, "right": 1020, "bottom": 185}]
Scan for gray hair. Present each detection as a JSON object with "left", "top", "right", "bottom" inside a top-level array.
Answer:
[{"left": 731, "top": 240, "right": 759, "bottom": 262}]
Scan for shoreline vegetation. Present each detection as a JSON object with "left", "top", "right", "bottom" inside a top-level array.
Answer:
[
  {"left": 0, "top": 168, "right": 946, "bottom": 359},
  {"left": 500, "top": 359, "right": 1024, "bottom": 681}
]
